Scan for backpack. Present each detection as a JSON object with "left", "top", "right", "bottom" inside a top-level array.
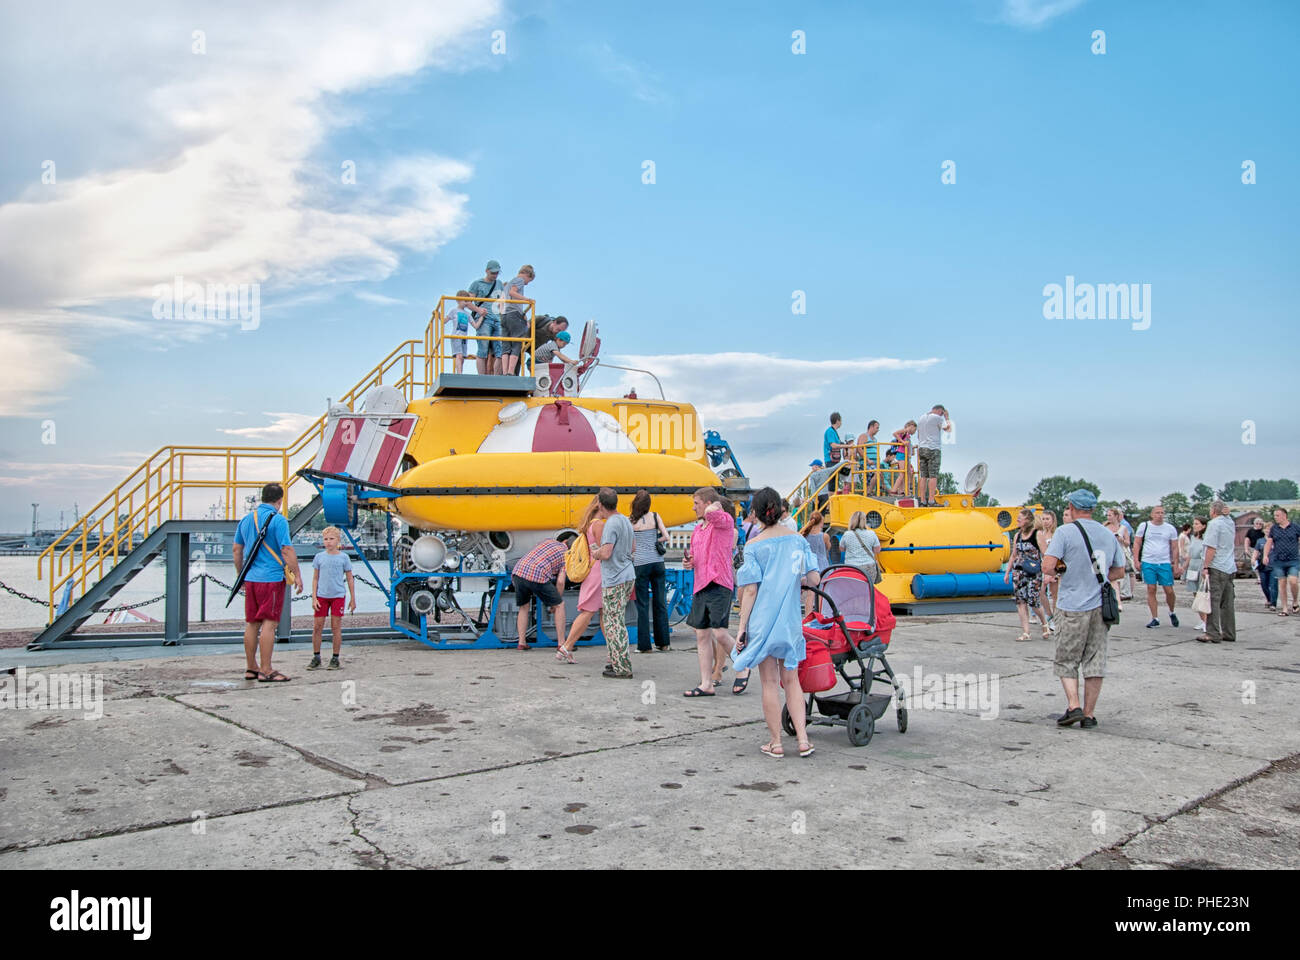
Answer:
[{"left": 566, "top": 530, "right": 592, "bottom": 582}]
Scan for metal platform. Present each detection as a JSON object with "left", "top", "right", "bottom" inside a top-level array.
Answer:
[
  {"left": 430, "top": 373, "right": 537, "bottom": 397},
  {"left": 24, "top": 495, "right": 406, "bottom": 650}
]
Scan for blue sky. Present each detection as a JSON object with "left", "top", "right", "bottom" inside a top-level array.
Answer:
[{"left": 0, "top": 0, "right": 1297, "bottom": 532}]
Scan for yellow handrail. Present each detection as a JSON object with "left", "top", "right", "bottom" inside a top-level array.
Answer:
[{"left": 36, "top": 306, "right": 460, "bottom": 623}]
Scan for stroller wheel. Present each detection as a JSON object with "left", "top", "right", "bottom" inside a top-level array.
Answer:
[
  {"left": 780, "top": 706, "right": 796, "bottom": 737},
  {"left": 896, "top": 705, "right": 908, "bottom": 734},
  {"left": 847, "top": 703, "right": 875, "bottom": 747}
]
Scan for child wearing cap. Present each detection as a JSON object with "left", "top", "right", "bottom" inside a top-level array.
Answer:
[{"left": 535, "top": 330, "right": 573, "bottom": 365}]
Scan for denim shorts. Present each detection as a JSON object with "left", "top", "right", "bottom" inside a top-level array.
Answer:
[
  {"left": 448, "top": 336, "right": 467, "bottom": 356},
  {"left": 1276, "top": 562, "right": 1300, "bottom": 579},
  {"left": 475, "top": 316, "right": 502, "bottom": 358}
]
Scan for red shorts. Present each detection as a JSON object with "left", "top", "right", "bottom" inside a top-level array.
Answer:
[
  {"left": 313, "top": 596, "right": 345, "bottom": 618},
  {"left": 244, "top": 580, "right": 285, "bottom": 623}
]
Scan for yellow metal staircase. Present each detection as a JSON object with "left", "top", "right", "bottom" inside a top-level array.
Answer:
[{"left": 36, "top": 315, "right": 448, "bottom": 623}]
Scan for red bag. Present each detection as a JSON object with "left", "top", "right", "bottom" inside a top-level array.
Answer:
[{"left": 796, "top": 638, "right": 836, "bottom": 693}]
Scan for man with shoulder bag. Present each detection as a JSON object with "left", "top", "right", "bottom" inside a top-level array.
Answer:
[{"left": 1041, "top": 489, "right": 1126, "bottom": 729}]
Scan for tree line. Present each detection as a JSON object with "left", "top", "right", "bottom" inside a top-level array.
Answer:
[{"left": 1025, "top": 476, "right": 1299, "bottom": 528}]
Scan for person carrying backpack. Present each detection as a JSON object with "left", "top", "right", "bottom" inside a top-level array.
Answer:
[{"left": 1041, "top": 489, "right": 1125, "bottom": 729}]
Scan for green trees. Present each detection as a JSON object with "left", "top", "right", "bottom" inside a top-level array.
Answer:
[
  {"left": 1027, "top": 476, "right": 1101, "bottom": 519},
  {"left": 1217, "top": 478, "right": 1299, "bottom": 502}
]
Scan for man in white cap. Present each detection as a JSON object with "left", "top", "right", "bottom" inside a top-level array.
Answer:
[
  {"left": 1041, "top": 488, "right": 1125, "bottom": 729},
  {"left": 467, "top": 260, "right": 504, "bottom": 374}
]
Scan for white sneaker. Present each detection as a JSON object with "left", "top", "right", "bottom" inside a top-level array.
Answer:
[{"left": 1195, "top": 621, "right": 1205, "bottom": 632}]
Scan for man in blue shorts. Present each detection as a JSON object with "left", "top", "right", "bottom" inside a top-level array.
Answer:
[
  {"left": 1264, "top": 507, "right": 1300, "bottom": 615},
  {"left": 1133, "top": 505, "right": 1182, "bottom": 628}
]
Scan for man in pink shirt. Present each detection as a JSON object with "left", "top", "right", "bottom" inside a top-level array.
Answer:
[{"left": 683, "top": 488, "right": 749, "bottom": 696}]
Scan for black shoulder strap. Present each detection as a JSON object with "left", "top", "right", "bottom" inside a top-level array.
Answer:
[{"left": 1072, "top": 521, "right": 1105, "bottom": 584}]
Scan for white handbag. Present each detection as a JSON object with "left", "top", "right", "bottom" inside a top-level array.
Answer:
[{"left": 1191, "top": 576, "right": 1211, "bottom": 615}]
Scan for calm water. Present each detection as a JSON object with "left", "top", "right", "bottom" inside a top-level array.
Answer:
[{"left": 0, "top": 555, "right": 395, "bottom": 631}]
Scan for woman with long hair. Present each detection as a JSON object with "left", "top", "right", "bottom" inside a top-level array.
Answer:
[
  {"left": 1005, "top": 508, "right": 1051, "bottom": 640},
  {"left": 1183, "top": 515, "right": 1208, "bottom": 632},
  {"left": 800, "top": 511, "right": 831, "bottom": 572},
  {"left": 630, "top": 489, "right": 671, "bottom": 652},
  {"left": 1105, "top": 508, "right": 1136, "bottom": 604},
  {"left": 839, "top": 510, "right": 881, "bottom": 580},
  {"left": 556, "top": 497, "right": 604, "bottom": 663},
  {"left": 1039, "top": 508, "right": 1058, "bottom": 623},
  {"left": 732, "top": 487, "right": 820, "bottom": 758},
  {"left": 888, "top": 421, "right": 917, "bottom": 496}
]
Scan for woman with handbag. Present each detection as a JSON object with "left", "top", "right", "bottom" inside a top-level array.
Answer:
[
  {"left": 630, "top": 490, "right": 672, "bottom": 652},
  {"left": 1039, "top": 509, "right": 1059, "bottom": 623},
  {"left": 1005, "top": 508, "right": 1051, "bottom": 641},
  {"left": 557, "top": 498, "right": 604, "bottom": 663},
  {"left": 839, "top": 511, "right": 881, "bottom": 582},
  {"left": 1105, "top": 508, "right": 1136, "bottom": 604},
  {"left": 1183, "top": 516, "right": 1208, "bottom": 632}
]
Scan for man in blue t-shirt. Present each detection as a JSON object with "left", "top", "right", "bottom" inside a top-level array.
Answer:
[
  {"left": 1042, "top": 489, "right": 1125, "bottom": 729},
  {"left": 232, "top": 483, "right": 303, "bottom": 683},
  {"left": 823, "top": 412, "right": 848, "bottom": 465}
]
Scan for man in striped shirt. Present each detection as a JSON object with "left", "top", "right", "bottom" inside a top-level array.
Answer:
[{"left": 512, "top": 534, "right": 573, "bottom": 651}]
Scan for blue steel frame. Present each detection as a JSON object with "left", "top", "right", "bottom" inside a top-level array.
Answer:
[{"left": 309, "top": 476, "right": 609, "bottom": 651}]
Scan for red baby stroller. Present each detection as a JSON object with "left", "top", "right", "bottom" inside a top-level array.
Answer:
[{"left": 783, "top": 564, "right": 906, "bottom": 747}]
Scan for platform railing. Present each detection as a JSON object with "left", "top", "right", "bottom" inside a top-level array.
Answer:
[
  {"left": 36, "top": 316, "right": 448, "bottom": 622},
  {"left": 788, "top": 441, "right": 916, "bottom": 530},
  {"left": 431, "top": 295, "right": 537, "bottom": 377}
]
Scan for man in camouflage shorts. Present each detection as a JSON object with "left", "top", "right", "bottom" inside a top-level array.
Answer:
[{"left": 1041, "top": 489, "right": 1125, "bottom": 729}]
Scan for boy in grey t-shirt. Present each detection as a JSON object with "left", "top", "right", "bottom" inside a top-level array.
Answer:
[{"left": 309, "top": 526, "right": 356, "bottom": 670}]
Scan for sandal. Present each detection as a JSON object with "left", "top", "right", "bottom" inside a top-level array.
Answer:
[
  {"left": 797, "top": 741, "right": 815, "bottom": 758},
  {"left": 683, "top": 686, "right": 716, "bottom": 698},
  {"left": 554, "top": 646, "right": 576, "bottom": 663},
  {"left": 732, "top": 673, "right": 750, "bottom": 695},
  {"left": 243, "top": 668, "right": 262, "bottom": 680},
  {"left": 1015, "top": 632, "right": 1030, "bottom": 642},
  {"left": 258, "top": 670, "right": 291, "bottom": 683},
  {"left": 1041, "top": 628, "right": 1051, "bottom": 639},
  {"left": 760, "top": 742, "right": 784, "bottom": 759}
]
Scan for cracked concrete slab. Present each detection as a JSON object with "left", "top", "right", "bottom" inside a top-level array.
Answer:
[
  {"left": 0, "top": 696, "right": 362, "bottom": 850},
  {"left": 2, "top": 599, "right": 1296, "bottom": 868}
]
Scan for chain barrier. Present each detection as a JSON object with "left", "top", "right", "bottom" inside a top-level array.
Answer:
[{"left": 1, "top": 570, "right": 391, "bottom": 614}]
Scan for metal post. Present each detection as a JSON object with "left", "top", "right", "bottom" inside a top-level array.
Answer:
[
  {"left": 200, "top": 574, "right": 206, "bottom": 623},
  {"left": 164, "top": 530, "right": 190, "bottom": 642}
]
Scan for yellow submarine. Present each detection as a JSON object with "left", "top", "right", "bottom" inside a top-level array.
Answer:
[
  {"left": 789, "top": 453, "right": 1021, "bottom": 611},
  {"left": 301, "top": 308, "right": 746, "bottom": 633}
]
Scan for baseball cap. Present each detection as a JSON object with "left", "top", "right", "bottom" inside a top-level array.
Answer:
[
  {"left": 809, "top": 459, "right": 824, "bottom": 468},
  {"left": 485, "top": 259, "right": 501, "bottom": 273},
  {"left": 556, "top": 331, "right": 571, "bottom": 344},
  {"left": 1065, "top": 489, "right": 1098, "bottom": 510}
]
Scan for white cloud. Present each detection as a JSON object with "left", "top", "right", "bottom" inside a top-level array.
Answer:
[
  {"left": 590, "top": 42, "right": 668, "bottom": 104},
  {"left": 218, "top": 412, "right": 320, "bottom": 441},
  {"left": 608, "top": 352, "right": 942, "bottom": 422},
  {"left": 998, "top": 0, "right": 1086, "bottom": 28},
  {"left": 353, "top": 291, "right": 408, "bottom": 306},
  {"left": 0, "top": 0, "right": 501, "bottom": 414}
]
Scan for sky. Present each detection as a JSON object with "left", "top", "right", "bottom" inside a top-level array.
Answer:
[{"left": 0, "top": 0, "right": 1296, "bottom": 533}]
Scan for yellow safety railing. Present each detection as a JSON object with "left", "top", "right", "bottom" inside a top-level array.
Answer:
[
  {"left": 788, "top": 441, "right": 916, "bottom": 530},
  {"left": 36, "top": 304, "right": 483, "bottom": 623},
  {"left": 431, "top": 295, "right": 537, "bottom": 377}
]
